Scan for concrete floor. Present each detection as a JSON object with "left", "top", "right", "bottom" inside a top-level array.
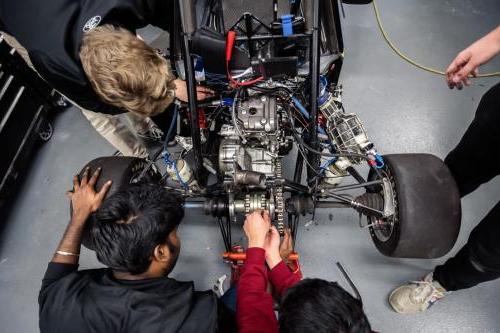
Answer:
[{"left": 1, "top": 0, "right": 500, "bottom": 332}]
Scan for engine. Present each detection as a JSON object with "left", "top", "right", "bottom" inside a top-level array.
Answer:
[
  {"left": 215, "top": 95, "right": 291, "bottom": 230},
  {"left": 167, "top": 77, "right": 384, "bottom": 230},
  {"left": 164, "top": 6, "right": 385, "bottom": 231},
  {"left": 219, "top": 96, "right": 285, "bottom": 178}
]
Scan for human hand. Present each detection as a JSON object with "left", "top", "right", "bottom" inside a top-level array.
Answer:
[
  {"left": 173, "top": 78, "right": 214, "bottom": 102},
  {"left": 67, "top": 167, "right": 112, "bottom": 221},
  {"left": 279, "top": 228, "right": 293, "bottom": 262},
  {"left": 446, "top": 27, "right": 500, "bottom": 89},
  {"left": 264, "top": 226, "right": 282, "bottom": 269},
  {"left": 263, "top": 218, "right": 280, "bottom": 255},
  {"left": 243, "top": 210, "right": 271, "bottom": 249}
]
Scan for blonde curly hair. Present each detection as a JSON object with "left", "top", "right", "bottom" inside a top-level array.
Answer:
[{"left": 80, "top": 24, "right": 176, "bottom": 116}]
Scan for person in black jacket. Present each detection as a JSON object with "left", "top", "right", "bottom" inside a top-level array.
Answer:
[
  {"left": 389, "top": 25, "right": 500, "bottom": 314},
  {"left": 39, "top": 168, "right": 234, "bottom": 332},
  {"left": 0, "top": 0, "right": 211, "bottom": 157}
]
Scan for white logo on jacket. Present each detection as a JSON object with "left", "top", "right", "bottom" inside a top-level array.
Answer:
[{"left": 83, "top": 16, "right": 102, "bottom": 32}]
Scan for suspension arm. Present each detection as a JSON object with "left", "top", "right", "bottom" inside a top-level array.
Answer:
[{"left": 319, "top": 179, "right": 383, "bottom": 192}]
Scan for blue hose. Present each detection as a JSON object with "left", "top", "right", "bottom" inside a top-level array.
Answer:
[
  {"left": 374, "top": 154, "right": 385, "bottom": 169},
  {"left": 162, "top": 104, "right": 188, "bottom": 189},
  {"left": 292, "top": 96, "right": 327, "bottom": 135},
  {"left": 291, "top": 96, "right": 310, "bottom": 119}
]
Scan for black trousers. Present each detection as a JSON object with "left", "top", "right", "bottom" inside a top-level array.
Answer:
[{"left": 433, "top": 82, "right": 500, "bottom": 291}]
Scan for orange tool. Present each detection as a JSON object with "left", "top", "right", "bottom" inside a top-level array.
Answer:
[{"left": 223, "top": 252, "right": 300, "bottom": 261}]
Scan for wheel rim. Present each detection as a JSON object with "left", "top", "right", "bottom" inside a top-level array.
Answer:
[{"left": 369, "top": 169, "right": 398, "bottom": 243}]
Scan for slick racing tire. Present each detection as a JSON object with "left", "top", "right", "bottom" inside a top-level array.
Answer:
[
  {"left": 367, "top": 154, "right": 461, "bottom": 258},
  {"left": 74, "top": 156, "right": 161, "bottom": 250}
]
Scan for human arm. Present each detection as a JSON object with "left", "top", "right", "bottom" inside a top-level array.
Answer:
[
  {"left": 140, "top": 0, "right": 174, "bottom": 31},
  {"left": 237, "top": 248, "right": 279, "bottom": 333},
  {"left": 447, "top": 25, "right": 500, "bottom": 89},
  {"left": 268, "top": 261, "right": 301, "bottom": 297},
  {"left": 280, "top": 228, "right": 303, "bottom": 278},
  {"left": 263, "top": 227, "right": 302, "bottom": 297},
  {"left": 42, "top": 168, "right": 111, "bottom": 289},
  {"left": 237, "top": 211, "right": 279, "bottom": 333},
  {"left": 173, "top": 78, "right": 215, "bottom": 102}
]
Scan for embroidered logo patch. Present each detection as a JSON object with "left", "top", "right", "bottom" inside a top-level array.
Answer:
[{"left": 83, "top": 16, "right": 102, "bottom": 32}]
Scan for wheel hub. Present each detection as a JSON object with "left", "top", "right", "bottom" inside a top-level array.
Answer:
[{"left": 369, "top": 169, "right": 398, "bottom": 243}]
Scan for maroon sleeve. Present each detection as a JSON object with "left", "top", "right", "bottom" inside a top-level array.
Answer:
[
  {"left": 268, "top": 261, "right": 302, "bottom": 297},
  {"left": 236, "top": 248, "right": 279, "bottom": 333}
]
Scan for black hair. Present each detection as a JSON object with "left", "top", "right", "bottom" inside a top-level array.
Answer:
[
  {"left": 91, "top": 184, "right": 184, "bottom": 275},
  {"left": 279, "top": 278, "right": 371, "bottom": 333}
]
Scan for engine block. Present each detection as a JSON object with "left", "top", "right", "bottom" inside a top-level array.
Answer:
[
  {"left": 237, "top": 96, "right": 278, "bottom": 134},
  {"left": 219, "top": 96, "right": 284, "bottom": 179}
]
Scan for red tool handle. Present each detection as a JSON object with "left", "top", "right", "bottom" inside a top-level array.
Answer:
[{"left": 223, "top": 252, "right": 300, "bottom": 261}]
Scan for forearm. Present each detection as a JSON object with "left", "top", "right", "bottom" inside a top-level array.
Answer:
[
  {"left": 268, "top": 261, "right": 302, "bottom": 296},
  {"left": 473, "top": 25, "right": 500, "bottom": 63},
  {"left": 237, "top": 248, "right": 279, "bottom": 333},
  {"left": 487, "top": 25, "right": 500, "bottom": 53},
  {"left": 266, "top": 252, "right": 282, "bottom": 271},
  {"left": 51, "top": 213, "right": 88, "bottom": 265}
]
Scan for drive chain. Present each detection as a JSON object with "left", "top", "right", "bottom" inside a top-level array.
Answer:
[{"left": 274, "top": 159, "right": 285, "bottom": 234}]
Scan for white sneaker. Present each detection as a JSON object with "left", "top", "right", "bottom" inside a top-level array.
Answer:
[
  {"left": 389, "top": 273, "right": 447, "bottom": 314},
  {"left": 137, "top": 126, "right": 165, "bottom": 143}
]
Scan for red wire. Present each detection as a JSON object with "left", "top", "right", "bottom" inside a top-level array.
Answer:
[
  {"left": 225, "top": 30, "right": 264, "bottom": 87},
  {"left": 226, "top": 61, "right": 264, "bottom": 87},
  {"left": 231, "top": 76, "right": 265, "bottom": 87}
]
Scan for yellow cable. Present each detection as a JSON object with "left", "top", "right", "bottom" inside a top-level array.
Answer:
[{"left": 372, "top": 0, "right": 500, "bottom": 78}]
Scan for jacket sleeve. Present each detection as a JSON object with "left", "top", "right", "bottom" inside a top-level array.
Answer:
[
  {"left": 268, "top": 261, "right": 302, "bottom": 297},
  {"left": 236, "top": 248, "right": 279, "bottom": 333},
  {"left": 38, "top": 262, "right": 78, "bottom": 311},
  {"left": 142, "top": 0, "right": 174, "bottom": 31},
  {"left": 40, "top": 262, "right": 79, "bottom": 293}
]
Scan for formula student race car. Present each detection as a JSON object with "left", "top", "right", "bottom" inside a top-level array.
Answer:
[{"left": 80, "top": 0, "right": 461, "bottom": 260}]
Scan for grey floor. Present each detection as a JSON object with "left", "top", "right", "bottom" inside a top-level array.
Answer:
[{"left": 1, "top": 1, "right": 500, "bottom": 332}]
